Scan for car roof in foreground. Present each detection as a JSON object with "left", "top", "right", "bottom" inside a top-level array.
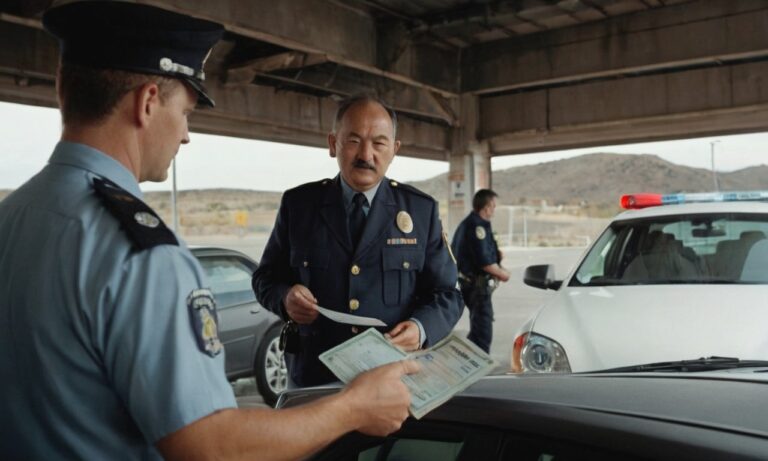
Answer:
[
  {"left": 613, "top": 201, "right": 768, "bottom": 221},
  {"left": 280, "top": 369, "right": 768, "bottom": 459}
]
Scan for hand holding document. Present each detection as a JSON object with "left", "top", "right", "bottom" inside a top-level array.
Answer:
[{"left": 319, "top": 328, "right": 495, "bottom": 419}]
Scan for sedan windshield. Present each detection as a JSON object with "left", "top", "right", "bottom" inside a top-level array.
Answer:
[{"left": 572, "top": 213, "right": 768, "bottom": 286}]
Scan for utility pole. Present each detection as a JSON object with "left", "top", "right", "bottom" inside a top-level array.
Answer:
[
  {"left": 710, "top": 140, "right": 720, "bottom": 192},
  {"left": 171, "top": 158, "right": 179, "bottom": 233}
]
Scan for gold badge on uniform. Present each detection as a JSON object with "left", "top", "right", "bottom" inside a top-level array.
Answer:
[
  {"left": 475, "top": 226, "right": 486, "bottom": 240},
  {"left": 396, "top": 211, "right": 414, "bottom": 233}
]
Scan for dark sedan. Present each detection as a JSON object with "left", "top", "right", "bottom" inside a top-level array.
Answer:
[
  {"left": 191, "top": 247, "right": 286, "bottom": 406},
  {"left": 277, "top": 365, "right": 768, "bottom": 460}
]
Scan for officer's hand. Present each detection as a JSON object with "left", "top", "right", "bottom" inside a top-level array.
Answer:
[
  {"left": 283, "top": 284, "right": 318, "bottom": 324},
  {"left": 343, "top": 360, "right": 420, "bottom": 436},
  {"left": 385, "top": 321, "right": 421, "bottom": 352}
]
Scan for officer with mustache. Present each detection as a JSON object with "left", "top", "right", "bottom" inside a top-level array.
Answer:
[{"left": 253, "top": 95, "right": 462, "bottom": 387}]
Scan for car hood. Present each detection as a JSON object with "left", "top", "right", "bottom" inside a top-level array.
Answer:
[{"left": 531, "top": 285, "right": 768, "bottom": 372}]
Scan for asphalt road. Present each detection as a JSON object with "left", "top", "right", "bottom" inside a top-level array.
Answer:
[{"left": 197, "top": 237, "right": 586, "bottom": 406}]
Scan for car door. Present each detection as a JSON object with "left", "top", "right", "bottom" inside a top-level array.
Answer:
[{"left": 197, "top": 252, "right": 262, "bottom": 376}]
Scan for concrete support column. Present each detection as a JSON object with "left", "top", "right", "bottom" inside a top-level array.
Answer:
[{"left": 446, "top": 94, "right": 492, "bottom": 235}]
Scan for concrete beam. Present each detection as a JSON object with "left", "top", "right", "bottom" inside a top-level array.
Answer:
[
  {"left": 0, "top": 74, "right": 56, "bottom": 108},
  {"left": 376, "top": 21, "right": 461, "bottom": 93},
  {"left": 463, "top": 0, "right": 768, "bottom": 94},
  {"left": 480, "top": 59, "right": 768, "bottom": 153},
  {"left": 487, "top": 102, "right": 768, "bottom": 156},
  {"left": 0, "top": 19, "right": 57, "bottom": 81},
  {"left": 232, "top": 64, "right": 459, "bottom": 125},
  {"left": 149, "top": 0, "right": 375, "bottom": 67},
  {"left": 483, "top": 58, "right": 768, "bottom": 154},
  {"left": 142, "top": 0, "right": 458, "bottom": 96},
  {"left": 194, "top": 83, "right": 450, "bottom": 160},
  {"left": 226, "top": 51, "right": 328, "bottom": 84}
]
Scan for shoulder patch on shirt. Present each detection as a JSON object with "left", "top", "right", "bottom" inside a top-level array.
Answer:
[
  {"left": 187, "top": 288, "right": 223, "bottom": 357},
  {"left": 92, "top": 177, "right": 178, "bottom": 250},
  {"left": 475, "top": 226, "right": 486, "bottom": 240}
]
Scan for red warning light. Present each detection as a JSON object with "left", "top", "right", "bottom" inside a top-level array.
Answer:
[{"left": 620, "top": 194, "right": 663, "bottom": 209}]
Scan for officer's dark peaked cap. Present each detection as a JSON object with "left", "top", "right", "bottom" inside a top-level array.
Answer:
[{"left": 42, "top": 1, "right": 224, "bottom": 107}]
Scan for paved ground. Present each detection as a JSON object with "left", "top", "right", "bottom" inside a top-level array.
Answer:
[{"left": 197, "top": 237, "right": 586, "bottom": 407}]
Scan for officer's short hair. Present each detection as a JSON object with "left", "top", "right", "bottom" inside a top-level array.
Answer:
[
  {"left": 57, "top": 63, "right": 180, "bottom": 126},
  {"left": 473, "top": 189, "right": 498, "bottom": 212},
  {"left": 333, "top": 95, "right": 398, "bottom": 138}
]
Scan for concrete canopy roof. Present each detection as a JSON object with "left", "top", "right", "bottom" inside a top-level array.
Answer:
[{"left": 1, "top": 0, "right": 767, "bottom": 159}]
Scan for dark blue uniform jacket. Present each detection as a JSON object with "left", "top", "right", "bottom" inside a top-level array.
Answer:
[
  {"left": 252, "top": 176, "right": 462, "bottom": 386},
  {"left": 451, "top": 211, "right": 499, "bottom": 277}
]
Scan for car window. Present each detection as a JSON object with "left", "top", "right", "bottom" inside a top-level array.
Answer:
[
  {"left": 198, "top": 255, "right": 256, "bottom": 308},
  {"left": 571, "top": 213, "right": 768, "bottom": 286},
  {"left": 570, "top": 226, "right": 618, "bottom": 283}
]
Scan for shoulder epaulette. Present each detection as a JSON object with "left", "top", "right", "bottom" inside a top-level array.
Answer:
[
  {"left": 291, "top": 178, "right": 333, "bottom": 193},
  {"left": 92, "top": 177, "right": 178, "bottom": 250},
  {"left": 388, "top": 179, "right": 435, "bottom": 201}
]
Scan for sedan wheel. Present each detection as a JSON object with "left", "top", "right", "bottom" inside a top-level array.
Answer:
[{"left": 255, "top": 323, "right": 288, "bottom": 406}]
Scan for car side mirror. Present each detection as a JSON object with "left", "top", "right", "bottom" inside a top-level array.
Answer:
[{"left": 524, "top": 264, "right": 562, "bottom": 290}]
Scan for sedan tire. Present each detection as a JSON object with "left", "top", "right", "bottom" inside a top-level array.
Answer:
[{"left": 255, "top": 322, "right": 288, "bottom": 406}]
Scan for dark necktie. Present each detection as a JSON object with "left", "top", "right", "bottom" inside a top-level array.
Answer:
[{"left": 349, "top": 192, "right": 367, "bottom": 248}]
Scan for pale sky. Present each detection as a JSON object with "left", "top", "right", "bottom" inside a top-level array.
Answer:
[{"left": 2, "top": 100, "right": 767, "bottom": 193}]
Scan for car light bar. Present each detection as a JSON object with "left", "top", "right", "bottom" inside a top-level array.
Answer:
[{"left": 620, "top": 191, "right": 768, "bottom": 209}]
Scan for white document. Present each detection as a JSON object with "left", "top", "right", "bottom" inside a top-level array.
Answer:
[
  {"left": 315, "top": 305, "right": 386, "bottom": 327},
  {"left": 319, "top": 328, "right": 496, "bottom": 419}
]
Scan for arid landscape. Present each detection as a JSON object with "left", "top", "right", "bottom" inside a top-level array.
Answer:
[{"left": 3, "top": 153, "right": 767, "bottom": 250}]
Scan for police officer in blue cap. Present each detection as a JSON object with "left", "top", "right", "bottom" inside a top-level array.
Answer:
[
  {"left": 253, "top": 95, "right": 462, "bottom": 387},
  {"left": 0, "top": 2, "right": 418, "bottom": 459},
  {"left": 451, "top": 189, "right": 510, "bottom": 353}
]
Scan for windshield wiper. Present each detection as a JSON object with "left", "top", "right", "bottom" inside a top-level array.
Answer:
[{"left": 588, "top": 356, "right": 768, "bottom": 373}]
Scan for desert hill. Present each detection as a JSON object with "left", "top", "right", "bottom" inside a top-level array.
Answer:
[
  {"left": 411, "top": 153, "right": 768, "bottom": 214},
  {"left": 3, "top": 153, "right": 767, "bottom": 225}
]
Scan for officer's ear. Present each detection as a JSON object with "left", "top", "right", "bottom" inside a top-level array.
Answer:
[
  {"left": 328, "top": 132, "right": 338, "bottom": 158},
  {"left": 393, "top": 139, "right": 401, "bottom": 155},
  {"left": 135, "top": 82, "right": 162, "bottom": 128}
]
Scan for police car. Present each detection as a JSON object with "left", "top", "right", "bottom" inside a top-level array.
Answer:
[{"left": 512, "top": 192, "right": 768, "bottom": 374}]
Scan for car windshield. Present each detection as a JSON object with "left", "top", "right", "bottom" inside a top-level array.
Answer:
[{"left": 571, "top": 213, "right": 768, "bottom": 286}]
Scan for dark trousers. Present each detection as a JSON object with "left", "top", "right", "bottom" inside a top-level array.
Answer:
[{"left": 460, "top": 281, "right": 494, "bottom": 353}]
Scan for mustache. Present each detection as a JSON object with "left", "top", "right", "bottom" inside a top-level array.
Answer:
[{"left": 352, "top": 159, "right": 376, "bottom": 171}]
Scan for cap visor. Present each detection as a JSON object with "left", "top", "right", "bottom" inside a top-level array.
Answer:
[{"left": 184, "top": 78, "right": 215, "bottom": 108}]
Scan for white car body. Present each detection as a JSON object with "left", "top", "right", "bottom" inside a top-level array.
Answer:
[{"left": 514, "top": 200, "right": 768, "bottom": 373}]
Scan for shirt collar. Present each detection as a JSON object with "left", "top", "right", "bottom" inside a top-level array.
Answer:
[
  {"left": 339, "top": 175, "right": 381, "bottom": 209},
  {"left": 48, "top": 141, "right": 143, "bottom": 198}
]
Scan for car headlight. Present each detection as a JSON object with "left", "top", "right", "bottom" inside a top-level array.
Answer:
[{"left": 512, "top": 332, "right": 571, "bottom": 373}]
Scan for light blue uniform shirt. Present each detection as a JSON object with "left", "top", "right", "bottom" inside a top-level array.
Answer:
[{"left": 0, "top": 142, "right": 236, "bottom": 459}]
